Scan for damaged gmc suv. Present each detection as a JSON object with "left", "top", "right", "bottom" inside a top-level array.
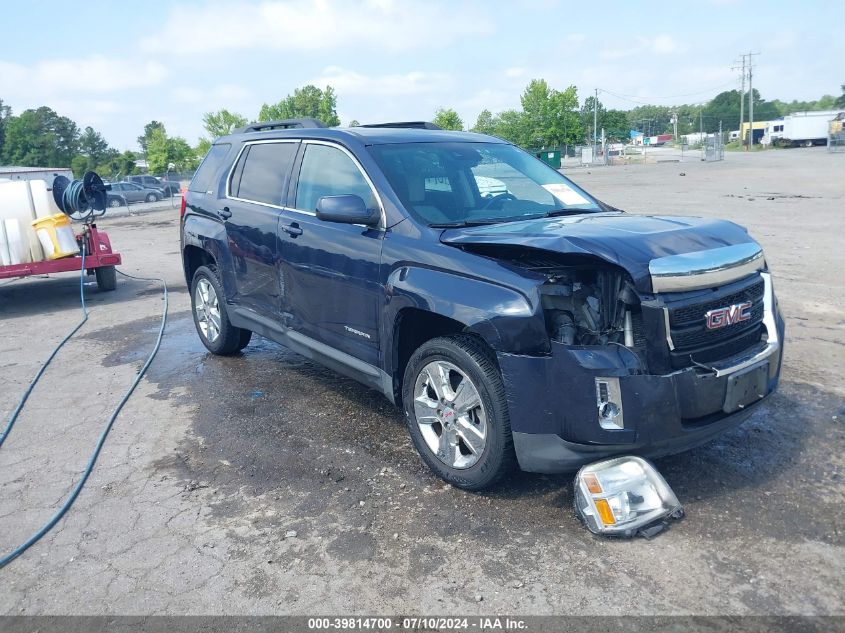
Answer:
[{"left": 181, "top": 119, "right": 784, "bottom": 490}]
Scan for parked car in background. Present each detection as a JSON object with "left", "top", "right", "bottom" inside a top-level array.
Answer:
[
  {"left": 125, "top": 174, "right": 181, "bottom": 196},
  {"left": 107, "top": 181, "right": 163, "bottom": 206}
]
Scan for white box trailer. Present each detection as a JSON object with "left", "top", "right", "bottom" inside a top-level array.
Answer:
[
  {"left": 764, "top": 110, "right": 845, "bottom": 147},
  {"left": 0, "top": 166, "right": 73, "bottom": 183}
]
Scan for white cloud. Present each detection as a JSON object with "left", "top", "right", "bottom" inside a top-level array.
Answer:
[
  {"left": 142, "top": 0, "right": 494, "bottom": 55},
  {"left": 0, "top": 57, "right": 167, "bottom": 97},
  {"left": 600, "top": 34, "right": 681, "bottom": 60},
  {"left": 171, "top": 84, "right": 253, "bottom": 106},
  {"left": 504, "top": 67, "right": 526, "bottom": 78},
  {"left": 309, "top": 66, "right": 453, "bottom": 97}
]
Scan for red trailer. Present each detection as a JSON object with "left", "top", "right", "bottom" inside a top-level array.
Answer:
[{"left": 0, "top": 223, "right": 122, "bottom": 291}]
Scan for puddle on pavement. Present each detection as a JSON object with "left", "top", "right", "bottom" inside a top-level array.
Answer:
[{"left": 82, "top": 311, "right": 845, "bottom": 551}]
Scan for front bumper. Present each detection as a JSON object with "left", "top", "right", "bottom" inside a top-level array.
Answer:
[{"left": 499, "top": 274, "right": 785, "bottom": 474}]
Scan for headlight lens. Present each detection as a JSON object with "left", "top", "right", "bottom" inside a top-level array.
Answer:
[{"left": 575, "top": 456, "right": 683, "bottom": 537}]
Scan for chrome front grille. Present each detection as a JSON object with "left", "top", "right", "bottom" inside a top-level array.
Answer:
[{"left": 665, "top": 274, "right": 766, "bottom": 369}]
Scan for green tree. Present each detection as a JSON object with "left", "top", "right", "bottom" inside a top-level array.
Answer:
[
  {"left": 519, "top": 80, "right": 580, "bottom": 147},
  {"left": 602, "top": 109, "right": 630, "bottom": 142},
  {"left": 433, "top": 107, "right": 463, "bottom": 131},
  {"left": 138, "top": 120, "right": 165, "bottom": 155},
  {"left": 471, "top": 109, "right": 495, "bottom": 135},
  {"left": 2, "top": 107, "right": 79, "bottom": 167},
  {"left": 202, "top": 109, "right": 248, "bottom": 138},
  {"left": 700, "top": 89, "right": 780, "bottom": 133},
  {"left": 491, "top": 110, "right": 530, "bottom": 146},
  {"left": 196, "top": 137, "right": 212, "bottom": 157},
  {"left": 835, "top": 85, "right": 845, "bottom": 108},
  {"left": 166, "top": 136, "right": 198, "bottom": 172},
  {"left": 580, "top": 95, "right": 606, "bottom": 142},
  {"left": 79, "top": 126, "right": 109, "bottom": 162},
  {"left": 146, "top": 127, "right": 169, "bottom": 174},
  {"left": 0, "top": 98, "right": 11, "bottom": 160},
  {"left": 348, "top": 119, "right": 360, "bottom": 127},
  {"left": 145, "top": 128, "right": 196, "bottom": 174},
  {"left": 258, "top": 85, "right": 341, "bottom": 126},
  {"left": 626, "top": 104, "right": 673, "bottom": 136}
]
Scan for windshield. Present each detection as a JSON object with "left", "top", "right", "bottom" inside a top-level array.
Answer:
[{"left": 368, "top": 141, "right": 601, "bottom": 226}]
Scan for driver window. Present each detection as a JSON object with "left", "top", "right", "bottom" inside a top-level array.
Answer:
[{"left": 295, "top": 144, "right": 377, "bottom": 212}]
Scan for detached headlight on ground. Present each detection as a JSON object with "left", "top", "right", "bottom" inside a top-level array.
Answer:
[{"left": 574, "top": 456, "right": 683, "bottom": 538}]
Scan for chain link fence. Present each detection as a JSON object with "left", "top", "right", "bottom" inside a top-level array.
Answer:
[{"left": 543, "top": 133, "right": 727, "bottom": 171}]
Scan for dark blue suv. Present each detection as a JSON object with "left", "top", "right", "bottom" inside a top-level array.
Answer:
[{"left": 181, "top": 119, "right": 784, "bottom": 490}]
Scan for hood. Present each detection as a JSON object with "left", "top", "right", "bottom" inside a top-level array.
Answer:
[{"left": 439, "top": 212, "right": 759, "bottom": 292}]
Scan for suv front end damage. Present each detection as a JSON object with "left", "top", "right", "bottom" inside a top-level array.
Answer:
[{"left": 444, "top": 223, "right": 784, "bottom": 474}]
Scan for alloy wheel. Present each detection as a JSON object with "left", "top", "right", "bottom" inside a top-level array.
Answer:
[
  {"left": 413, "top": 360, "right": 488, "bottom": 469},
  {"left": 194, "top": 278, "right": 221, "bottom": 343}
]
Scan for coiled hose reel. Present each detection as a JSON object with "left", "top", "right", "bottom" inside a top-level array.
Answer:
[{"left": 52, "top": 171, "right": 109, "bottom": 222}]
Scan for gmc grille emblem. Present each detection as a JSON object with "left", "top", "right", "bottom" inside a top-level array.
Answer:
[{"left": 705, "top": 301, "right": 752, "bottom": 330}]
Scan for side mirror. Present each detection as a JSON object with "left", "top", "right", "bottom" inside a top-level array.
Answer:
[{"left": 315, "top": 195, "right": 379, "bottom": 226}]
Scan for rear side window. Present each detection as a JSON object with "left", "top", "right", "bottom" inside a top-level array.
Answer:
[
  {"left": 294, "top": 144, "right": 377, "bottom": 212},
  {"left": 233, "top": 142, "right": 298, "bottom": 206},
  {"left": 189, "top": 143, "right": 231, "bottom": 194}
]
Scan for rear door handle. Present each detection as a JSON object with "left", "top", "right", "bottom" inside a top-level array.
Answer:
[
  {"left": 282, "top": 223, "right": 303, "bottom": 237},
  {"left": 218, "top": 206, "right": 232, "bottom": 220}
]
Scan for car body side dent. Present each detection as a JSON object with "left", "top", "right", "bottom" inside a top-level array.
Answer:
[{"left": 383, "top": 265, "right": 545, "bottom": 362}]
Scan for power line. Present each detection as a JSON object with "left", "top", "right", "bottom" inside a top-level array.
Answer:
[{"left": 598, "top": 80, "right": 738, "bottom": 104}]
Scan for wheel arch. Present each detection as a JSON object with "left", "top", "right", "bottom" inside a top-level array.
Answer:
[{"left": 391, "top": 308, "right": 489, "bottom": 405}]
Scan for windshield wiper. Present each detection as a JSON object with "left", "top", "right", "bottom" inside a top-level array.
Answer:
[
  {"left": 544, "top": 207, "right": 595, "bottom": 217},
  {"left": 429, "top": 219, "right": 500, "bottom": 228}
]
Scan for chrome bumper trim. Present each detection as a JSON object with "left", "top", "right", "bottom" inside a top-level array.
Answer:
[{"left": 649, "top": 242, "right": 765, "bottom": 292}]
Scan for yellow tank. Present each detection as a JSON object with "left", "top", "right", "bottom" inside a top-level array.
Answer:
[{"left": 30, "top": 213, "right": 79, "bottom": 260}]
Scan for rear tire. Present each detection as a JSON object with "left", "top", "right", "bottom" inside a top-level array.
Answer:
[
  {"left": 146, "top": 193, "right": 159, "bottom": 202},
  {"left": 191, "top": 265, "right": 251, "bottom": 355},
  {"left": 95, "top": 266, "right": 117, "bottom": 291},
  {"left": 402, "top": 335, "right": 515, "bottom": 490}
]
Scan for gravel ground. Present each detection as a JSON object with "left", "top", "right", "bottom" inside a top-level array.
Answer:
[{"left": 0, "top": 147, "right": 843, "bottom": 616}]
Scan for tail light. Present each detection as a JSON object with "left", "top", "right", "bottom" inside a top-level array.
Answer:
[{"left": 180, "top": 189, "right": 187, "bottom": 218}]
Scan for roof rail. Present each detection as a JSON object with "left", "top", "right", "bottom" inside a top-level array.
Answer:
[
  {"left": 236, "top": 118, "right": 327, "bottom": 133},
  {"left": 357, "top": 121, "right": 443, "bottom": 130}
]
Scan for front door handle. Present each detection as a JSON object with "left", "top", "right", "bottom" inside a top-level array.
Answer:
[
  {"left": 282, "top": 223, "right": 303, "bottom": 237},
  {"left": 218, "top": 206, "right": 232, "bottom": 220}
]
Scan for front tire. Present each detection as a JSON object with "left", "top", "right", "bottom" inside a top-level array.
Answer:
[
  {"left": 190, "top": 265, "right": 251, "bottom": 355},
  {"left": 402, "top": 335, "right": 514, "bottom": 490}
]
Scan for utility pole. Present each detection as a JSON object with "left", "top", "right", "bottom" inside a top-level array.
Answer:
[
  {"left": 735, "top": 52, "right": 759, "bottom": 148},
  {"left": 736, "top": 55, "right": 746, "bottom": 146},
  {"left": 593, "top": 88, "right": 598, "bottom": 156},
  {"left": 748, "top": 54, "right": 756, "bottom": 147}
]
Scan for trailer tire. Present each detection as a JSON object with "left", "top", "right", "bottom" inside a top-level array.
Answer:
[{"left": 95, "top": 265, "right": 117, "bottom": 291}]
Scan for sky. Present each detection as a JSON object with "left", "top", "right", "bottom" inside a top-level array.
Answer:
[{"left": 1, "top": 0, "right": 842, "bottom": 151}]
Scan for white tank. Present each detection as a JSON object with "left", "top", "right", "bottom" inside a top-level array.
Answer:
[
  {"left": 0, "top": 220, "right": 12, "bottom": 266},
  {"left": 29, "top": 179, "right": 62, "bottom": 219},
  {"left": 4, "top": 219, "right": 31, "bottom": 265},
  {"left": 0, "top": 180, "right": 45, "bottom": 262}
]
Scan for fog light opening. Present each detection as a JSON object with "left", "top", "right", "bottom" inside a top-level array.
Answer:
[
  {"left": 595, "top": 378, "right": 624, "bottom": 430},
  {"left": 574, "top": 456, "right": 684, "bottom": 538}
]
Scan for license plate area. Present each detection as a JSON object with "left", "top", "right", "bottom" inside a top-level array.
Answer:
[{"left": 723, "top": 361, "right": 769, "bottom": 413}]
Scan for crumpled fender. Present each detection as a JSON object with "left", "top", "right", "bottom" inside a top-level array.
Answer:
[
  {"left": 181, "top": 214, "right": 236, "bottom": 297},
  {"left": 383, "top": 265, "right": 548, "bottom": 356}
]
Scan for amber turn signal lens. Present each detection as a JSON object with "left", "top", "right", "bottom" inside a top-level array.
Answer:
[
  {"left": 594, "top": 499, "right": 616, "bottom": 525},
  {"left": 583, "top": 473, "right": 602, "bottom": 494}
]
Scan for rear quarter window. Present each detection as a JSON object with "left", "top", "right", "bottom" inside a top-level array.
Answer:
[{"left": 189, "top": 143, "right": 232, "bottom": 194}]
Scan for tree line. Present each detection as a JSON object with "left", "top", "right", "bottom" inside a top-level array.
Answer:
[{"left": 1, "top": 83, "right": 843, "bottom": 180}]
